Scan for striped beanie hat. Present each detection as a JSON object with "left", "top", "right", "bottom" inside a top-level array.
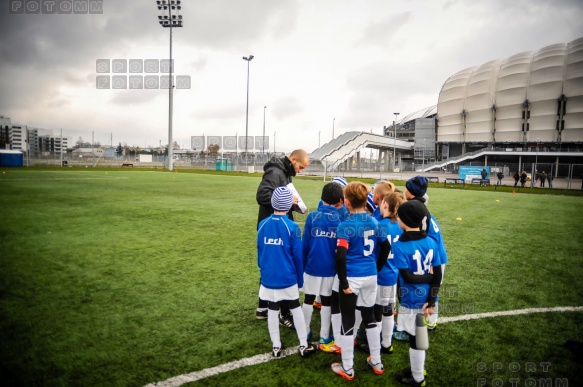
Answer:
[
  {"left": 271, "top": 186, "right": 294, "bottom": 211},
  {"left": 332, "top": 176, "right": 348, "bottom": 187},
  {"left": 366, "top": 192, "right": 376, "bottom": 213}
]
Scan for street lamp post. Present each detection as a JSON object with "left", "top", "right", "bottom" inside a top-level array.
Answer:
[
  {"left": 392, "top": 112, "right": 399, "bottom": 171},
  {"left": 156, "top": 0, "right": 183, "bottom": 172},
  {"left": 242, "top": 55, "right": 254, "bottom": 167},
  {"left": 332, "top": 118, "right": 335, "bottom": 140},
  {"left": 262, "top": 106, "right": 266, "bottom": 155}
]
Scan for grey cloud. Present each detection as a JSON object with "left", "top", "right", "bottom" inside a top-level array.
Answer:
[
  {"left": 272, "top": 96, "right": 304, "bottom": 120},
  {"left": 355, "top": 12, "right": 412, "bottom": 49},
  {"left": 109, "top": 90, "right": 164, "bottom": 106}
]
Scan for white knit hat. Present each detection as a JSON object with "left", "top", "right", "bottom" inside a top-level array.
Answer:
[
  {"left": 271, "top": 186, "right": 294, "bottom": 211},
  {"left": 332, "top": 176, "right": 348, "bottom": 187}
]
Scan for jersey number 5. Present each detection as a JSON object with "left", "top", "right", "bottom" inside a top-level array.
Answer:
[{"left": 363, "top": 230, "right": 375, "bottom": 256}]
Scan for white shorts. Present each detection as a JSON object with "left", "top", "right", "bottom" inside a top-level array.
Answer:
[
  {"left": 332, "top": 275, "right": 340, "bottom": 293},
  {"left": 346, "top": 275, "right": 377, "bottom": 308},
  {"left": 375, "top": 284, "right": 396, "bottom": 306},
  {"left": 303, "top": 273, "right": 334, "bottom": 297},
  {"left": 259, "top": 284, "right": 300, "bottom": 303},
  {"left": 396, "top": 305, "right": 423, "bottom": 336}
]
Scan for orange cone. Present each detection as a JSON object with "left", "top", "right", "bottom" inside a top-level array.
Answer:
[{"left": 512, "top": 190, "right": 515, "bottom": 194}]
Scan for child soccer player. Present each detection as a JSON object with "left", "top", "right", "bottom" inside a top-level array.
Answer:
[
  {"left": 370, "top": 181, "right": 396, "bottom": 221},
  {"left": 331, "top": 182, "right": 391, "bottom": 381},
  {"left": 405, "top": 176, "right": 449, "bottom": 330},
  {"left": 302, "top": 182, "right": 345, "bottom": 349},
  {"left": 392, "top": 200, "right": 442, "bottom": 386},
  {"left": 360, "top": 192, "right": 404, "bottom": 355},
  {"left": 257, "top": 186, "right": 317, "bottom": 358}
]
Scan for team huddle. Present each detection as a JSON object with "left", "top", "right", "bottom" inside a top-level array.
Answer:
[{"left": 255, "top": 150, "right": 448, "bottom": 386}]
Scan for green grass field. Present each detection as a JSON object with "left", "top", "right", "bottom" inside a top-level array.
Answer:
[{"left": 1, "top": 168, "right": 582, "bottom": 386}]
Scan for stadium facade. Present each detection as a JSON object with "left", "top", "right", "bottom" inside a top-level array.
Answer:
[{"left": 382, "top": 37, "right": 583, "bottom": 167}]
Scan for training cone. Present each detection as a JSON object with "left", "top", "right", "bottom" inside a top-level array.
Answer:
[
  {"left": 456, "top": 217, "right": 462, "bottom": 221},
  {"left": 512, "top": 190, "right": 516, "bottom": 194}
]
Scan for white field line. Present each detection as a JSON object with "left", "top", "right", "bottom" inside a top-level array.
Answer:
[{"left": 144, "top": 306, "right": 583, "bottom": 387}]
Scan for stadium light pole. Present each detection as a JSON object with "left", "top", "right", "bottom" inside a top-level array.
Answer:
[
  {"left": 156, "top": 0, "right": 183, "bottom": 171},
  {"left": 332, "top": 118, "right": 335, "bottom": 140},
  {"left": 243, "top": 55, "right": 254, "bottom": 167},
  {"left": 262, "top": 105, "right": 266, "bottom": 155},
  {"left": 392, "top": 112, "right": 399, "bottom": 171}
]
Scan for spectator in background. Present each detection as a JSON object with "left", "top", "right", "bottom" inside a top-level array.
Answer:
[
  {"left": 548, "top": 172, "right": 553, "bottom": 189},
  {"left": 540, "top": 171, "right": 547, "bottom": 188},
  {"left": 520, "top": 171, "right": 528, "bottom": 188},
  {"left": 534, "top": 170, "right": 540, "bottom": 184},
  {"left": 480, "top": 168, "right": 488, "bottom": 186},
  {"left": 496, "top": 171, "right": 504, "bottom": 186},
  {"left": 513, "top": 172, "right": 520, "bottom": 188}
]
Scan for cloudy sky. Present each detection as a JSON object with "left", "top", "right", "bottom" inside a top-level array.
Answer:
[{"left": 1, "top": 0, "right": 582, "bottom": 154}]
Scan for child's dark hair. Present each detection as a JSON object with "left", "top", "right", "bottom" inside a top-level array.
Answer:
[{"left": 321, "top": 182, "right": 344, "bottom": 205}]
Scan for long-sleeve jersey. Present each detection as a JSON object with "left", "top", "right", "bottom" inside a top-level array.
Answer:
[
  {"left": 377, "top": 217, "right": 402, "bottom": 286},
  {"left": 336, "top": 212, "right": 386, "bottom": 280},
  {"left": 393, "top": 231, "right": 441, "bottom": 308},
  {"left": 302, "top": 202, "right": 343, "bottom": 277},
  {"left": 257, "top": 214, "right": 303, "bottom": 289}
]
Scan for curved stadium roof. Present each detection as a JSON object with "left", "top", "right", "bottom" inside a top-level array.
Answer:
[{"left": 436, "top": 37, "right": 583, "bottom": 143}]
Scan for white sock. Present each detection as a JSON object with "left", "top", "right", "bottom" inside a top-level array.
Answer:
[
  {"left": 409, "top": 347, "right": 426, "bottom": 382},
  {"left": 381, "top": 314, "right": 394, "bottom": 348},
  {"left": 291, "top": 306, "right": 308, "bottom": 347},
  {"left": 320, "top": 305, "right": 332, "bottom": 340},
  {"left": 301, "top": 303, "right": 313, "bottom": 334},
  {"left": 366, "top": 325, "right": 382, "bottom": 364},
  {"left": 339, "top": 333, "right": 354, "bottom": 371},
  {"left": 268, "top": 309, "right": 281, "bottom": 348},
  {"left": 331, "top": 313, "right": 342, "bottom": 343}
]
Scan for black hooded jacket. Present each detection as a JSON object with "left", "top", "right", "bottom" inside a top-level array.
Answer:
[{"left": 256, "top": 156, "right": 296, "bottom": 227}]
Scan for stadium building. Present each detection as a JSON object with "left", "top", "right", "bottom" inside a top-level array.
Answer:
[{"left": 312, "top": 37, "right": 583, "bottom": 177}]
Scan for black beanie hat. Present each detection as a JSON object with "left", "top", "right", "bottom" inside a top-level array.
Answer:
[{"left": 397, "top": 200, "right": 427, "bottom": 229}]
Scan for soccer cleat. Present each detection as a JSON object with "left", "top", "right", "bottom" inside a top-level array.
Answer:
[
  {"left": 313, "top": 300, "right": 322, "bottom": 309},
  {"left": 319, "top": 342, "right": 341, "bottom": 354},
  {"left": 299, "top": 343, "right": 317, "bottom": 357},
  {"left": 381, "top": 344, "right": 394, "bottom": 354},
  {"left": 367, "top": 356, "right": 384, "bottom": 375},
  {"left": 331, "top": 362, "right": 354, "bottom": 381},
  {"left": 272, "top": 343, "right": 285, "bottom": 358},
  {"left": 393, "top": 330, "right": 410, "bottom": 341},
  {"left": 279, "top": 314, "right": 295, "bottom": 330},
  {"left": 256, "top": 309, "right": 268, "bottom": 320},
  {"left": 397, "top": 367, "right": 427, "bottom": 378},
  {"left": 319, "top": 335, "right": 334, "bottom": 345},
  {"left": 426, "top": 321, "right": 437, "bottom": 331},
  {"left": 395, "top": 373, "right": 426, "bottom": 386}
]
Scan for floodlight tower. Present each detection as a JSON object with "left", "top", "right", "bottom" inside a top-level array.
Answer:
[
  {"left": 392, "top": 112, "right": 399, "bottom": 170},
  {"left": 156, "top": 0, "right": 183, "bottom": 171},
  {"left": 243, "top": 55, "right": 254, "bottom": 166}
]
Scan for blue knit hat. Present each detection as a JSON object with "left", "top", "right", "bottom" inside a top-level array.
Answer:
[
  {"left": 332, "top": 176, "right": 348, "bottom": 187},
  {"left": 406, "top": 176, "right": 428, "bottom": 197},
  {"left": 272, "top": 186, "right": 294, "bottom": 211},
  {"left": 366, "top": 192, "right": 376, "bottom": 213}
]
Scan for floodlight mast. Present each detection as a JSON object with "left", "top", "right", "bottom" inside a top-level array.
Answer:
[
  {"left": 156, "top": 0, "right": 183, "bottom": 171},
  {"left": 242, "top": 55, "right": 254, "bottom": 168}
]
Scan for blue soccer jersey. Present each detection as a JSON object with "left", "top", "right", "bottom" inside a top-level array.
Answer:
[
  {"left": 392, "top": 233, "right": 439, "bottom": 308},
  {"left": 372, "top": 206, "right": 383, "bottom": 221},
  {"left": 377, "top": 218, "right": 402, "bottom": 286},
  {"left": 302, "top": 202, "right": 343, "bottom": 277},
  {"left": 257, "top": 214, "right": 303, "bottom": 289},
  {"left": 336, "top": 212, "right": 384, "bottom": 278},
  {"left": 427, "top": 214, "right": 449, "bottom": 265}
]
